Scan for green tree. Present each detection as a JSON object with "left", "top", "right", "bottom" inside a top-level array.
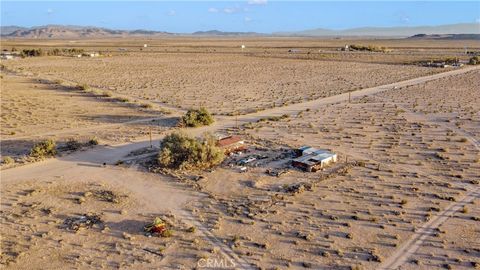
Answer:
[
  {"left": 180, "top": 108, "right": 214, "bottom": 127},
  {"left": 158, "top": 132, "right": 224, "bottom": 170}
]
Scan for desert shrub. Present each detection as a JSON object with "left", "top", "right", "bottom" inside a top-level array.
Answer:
[
  {"left": 116, "top": 97, "right": 129, "bottom": 103},
  {"left": 49, "top": 48, "right": 61, "bottom": 56},
  {"left": 102, "top": 91, "right": 113, "bottom": 97},
  {"left": 158, "top": 132, "right": 224, "bottom": 170},
  {"left": 20, "top": 48, "right": 44, "bottom": 57},
  {"left": 257, "top": 114, "right": 289, "bottom": 122},
  {"left": 30, "top": 139, "right": 57, "bottom": 159},
  {"left": 65, "top": 138, "right": 82, "bottom": 151},
  {"left": 161, "top": 229, "right": 173, "bottom": 237},
  {"left": 77, "top": 84, "right": 89, "bottom": 91},
  {"left": 88, "top": 137, "right": 99, "bottom": 145},
  {"left": 2, "top": 156, "right": 15, "bottom": 165},
  {"left": 469, "top": 56, "right": 479, "bottom": 65},
  {"left": 180, "top": 108, "right": 214, "bottom": 127}
]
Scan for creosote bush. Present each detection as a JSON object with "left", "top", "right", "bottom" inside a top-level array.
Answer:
[
  {"left": 469, "top": 56, "right": 479, "bottom": 65},
  {"left": 2, "top": 156, "right": 15, "bottom": 165},
  {"left": 158, "top": 132, "right": 224, "bottom": 170},
  {"left": 30, "top": 139, "right": 57, "bottom": 159},
  {"left": 88, "top": 137, "right": 99, "bottom": 145},
  {"left": 180, "top": 108, "right": 214, "bottom": 127},
  {"left": 349, "top": 44, "right": 388, "bottom": 53}
]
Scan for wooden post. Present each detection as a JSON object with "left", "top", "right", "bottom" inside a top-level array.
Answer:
[
  {"left": 149, "top": 126, "right": 152, "bottom": 148},
  {"left": 348, "top": 91, "right": 351, "bottom": 103}
]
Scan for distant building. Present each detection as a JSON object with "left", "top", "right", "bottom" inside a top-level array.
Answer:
[
  {"left": 217, "top": 135, "right": 245, "bottom": 154},
  {"left": 82, "top": 52, "right": 99, "bottom": 57},
  {"left": 0, "top": 52, "right": 15, "bottom": 60},
  {"left": 292, "top": 146, "right": 337, "bottom": 172}
]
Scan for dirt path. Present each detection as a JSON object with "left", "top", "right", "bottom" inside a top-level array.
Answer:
[
  {"left": 2, "top": 65, "right": 478, "bottom": 269},
  {"left": 378, "top": 186, "right": 480, "bottom": 270}
]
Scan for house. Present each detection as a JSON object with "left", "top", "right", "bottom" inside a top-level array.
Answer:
[
  {"left": 292, "top": 146, "right": 337, "bottom": 172},
  {"left": 217, "top": 135, "right": 245, "bottom": 154}
]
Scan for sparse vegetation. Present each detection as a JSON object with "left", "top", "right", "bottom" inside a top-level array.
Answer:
[
  {"left": 157, "top": 132, "right": 224, "bottom": 170},
  {"left": 349, "top": 44, "right": 389, "bottom": 53}
]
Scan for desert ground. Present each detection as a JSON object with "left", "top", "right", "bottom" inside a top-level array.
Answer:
[{"left": 1, "top": 37, "right": 479, "bottom": 269}]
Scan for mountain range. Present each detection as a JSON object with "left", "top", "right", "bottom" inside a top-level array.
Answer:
[
  {"left": 1, "top": 23, "right": 479, "bottom": 39},
  {"left": 0, "top": 25, "right": 170, "bottom": 38}
]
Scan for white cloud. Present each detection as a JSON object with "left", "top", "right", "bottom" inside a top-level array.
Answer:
[
  {"left": 244, "top": 16, "right": 252, "bottom": 22},
  {"left": 47, "top": 8, "right": 54, "bottom": 15},
  {"left": 167, "top": 10, "right": 176, "bottom": 16},
  {"left": 223, "top": 7, "right": 236, "bottom": 14},
  {"left": 248, "top": 0, "right": 267, "bottom": 5},
  {"left": 208, "top": 7, "right": 219, "bottom": 13},
  {"left": 400, "top": 15, "right": 410, "bottom": 23},
  {"left": 476, "top": 18, "right": 480, "bottom": 23}
]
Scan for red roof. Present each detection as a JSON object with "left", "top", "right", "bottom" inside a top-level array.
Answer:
[{"left": 217, "top": 136, "right": 244, "bottom": 147}]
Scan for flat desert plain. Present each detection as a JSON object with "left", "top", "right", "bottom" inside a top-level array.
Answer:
[{"left": 1, "top": 37, "right": 479, "bottom": 270}]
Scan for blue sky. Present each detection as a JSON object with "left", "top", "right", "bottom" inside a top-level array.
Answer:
[{"left": 1, "top": 1, "right": 479, "bottom": 33}]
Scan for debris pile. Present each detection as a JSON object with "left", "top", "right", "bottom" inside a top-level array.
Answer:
[
  {"left": 64, "top": 213, "right": 103, "bottom": 231},
  {"left": 283, "top": 183, "right": 313, "bottom": 195},
  {"left": 144, "top": 217, "right": 172, "bottom": 237},
  {"left": 93, "top": 190, "right": 121, "bottom": 203}
]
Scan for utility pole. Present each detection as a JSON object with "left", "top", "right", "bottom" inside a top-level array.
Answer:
[
  {"left": 348, "top": 91, "right": 351, "bottom": 103},
  {"left": 234, "top": 103, "right": 238, "bottom": 130}
]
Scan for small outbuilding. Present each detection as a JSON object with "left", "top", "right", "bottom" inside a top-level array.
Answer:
[
  {"left": 292, "top": 146, "right": 337, "bottom": 172},
  {"left": 217, "top": 135, "right": 246, "bottom": 154}
]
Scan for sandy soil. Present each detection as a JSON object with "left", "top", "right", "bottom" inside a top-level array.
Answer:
[
  {"left": 1, "top": 38, "right": 479, "bottom": 270},
  {"left": 184, "top": 69, "right": 480, "bottom": 269},
  {"left": 0, "top": 74, "right": 177, "bottom": 161},
  {"left": 3, "top": 52, "right": 441, "bottom": 115}
]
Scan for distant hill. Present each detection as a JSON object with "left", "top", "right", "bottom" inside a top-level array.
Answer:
[
  {"left": 274, "top": 23, "right": 480, "bottom": 37},
  {"left": 192, "top": 30, "right": 264, "bottom": 36},
  {"left": 0, "top": 25, "right": 29, "bottom": 35},
  {"left": 0, "top": 25, "right": 171, "bottom": 38},
  {"left": 407, "top": 33, "right": 480, "bottom": 40}
]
